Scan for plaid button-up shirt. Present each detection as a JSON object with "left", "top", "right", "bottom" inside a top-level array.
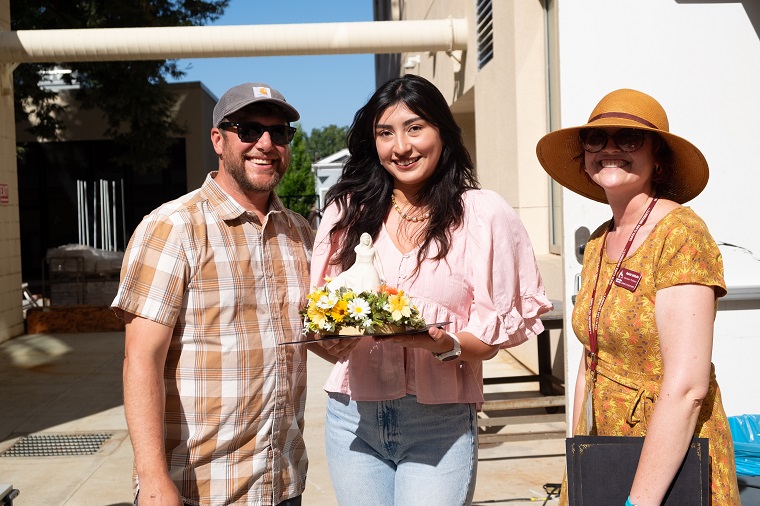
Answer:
[{"left": 113, "top": 172, "right": 313, "bottom": 505}]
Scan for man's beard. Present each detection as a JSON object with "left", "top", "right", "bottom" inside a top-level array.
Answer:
[{"left": 222, "top": 144, "right": 289, "bottom": 194}]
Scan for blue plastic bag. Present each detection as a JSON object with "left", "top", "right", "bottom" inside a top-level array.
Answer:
[{"left": 729, "top": 414, "right": 760, "bottom": 476}]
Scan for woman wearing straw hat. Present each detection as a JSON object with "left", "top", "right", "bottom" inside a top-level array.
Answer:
[{"left": 536, "top": 89, "right": 739, "bottom": 505}]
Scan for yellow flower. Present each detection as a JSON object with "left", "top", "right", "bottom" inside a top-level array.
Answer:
[
  {"left": 307, "top": 304, "right": 328, "bottom": 330},
  {"left": 387, "top": 291, "right": 412, "bottom": 321},
  {"left": 302, "top": 283, "right": 425, "bottom": 335},
  {"left": 330, "top": 299, "right": 349, "bottom": 323}
]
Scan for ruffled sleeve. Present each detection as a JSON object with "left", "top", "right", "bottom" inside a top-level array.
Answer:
[
  {"left": 460, "top": 190, "right": 553, "bottom": 347},
  {"left": 655, "top": 208, "right": 727, "bottom": 297}
]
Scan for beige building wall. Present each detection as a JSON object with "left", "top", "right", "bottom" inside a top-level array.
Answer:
[
  {"left": 170, "top": 82, "right": 219, "bottom": 191},
  {"left": 384, "top": 0, "right": 563, "bottom": 375},
  {"left": 0, "top": 0, "right": 24, "bottom": 342},
  {"left": 15, "top": 81, "right": 216, "bottom": 193}
]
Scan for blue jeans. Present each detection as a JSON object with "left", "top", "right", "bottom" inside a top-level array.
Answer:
[{"left": 325, "top": 393, "right": 478, "bottom": 506}]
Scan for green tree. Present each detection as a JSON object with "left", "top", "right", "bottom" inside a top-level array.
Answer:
[
  {"left": 277, "top": 124, "right": 349, "bottom": 218},
  {"left": 11, "top": 0, "right": 229, "bottom": 173},
  {"left": 277, "top": 125, "right": 316, "bottom": 218},
  {"left": 306, "top": 124, "right": 348, "bottom": 162}
]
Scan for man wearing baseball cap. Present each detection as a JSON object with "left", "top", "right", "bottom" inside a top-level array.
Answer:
[{"left": 113, "top": 83, "right": 313, "bottom": 506}]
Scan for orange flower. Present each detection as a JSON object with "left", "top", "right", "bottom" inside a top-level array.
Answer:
[{"left": 378, "top": 284, "right": 399, "bottom": 295}]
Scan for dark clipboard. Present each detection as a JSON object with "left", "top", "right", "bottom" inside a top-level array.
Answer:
[
  {"left": 565, "top": 435, "right": 710, "bottom": 505},
  {"left": 279, "top": 322, "right": 452, "bottom": 345}
]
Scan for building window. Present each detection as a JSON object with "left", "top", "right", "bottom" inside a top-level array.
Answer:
[{"left": 477, "top": 0, "right": 494, "bottom": 69}]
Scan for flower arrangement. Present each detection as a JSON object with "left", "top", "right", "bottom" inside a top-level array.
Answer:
[{"left": 302, "top": 283, "right": 426, "bottom": 335}]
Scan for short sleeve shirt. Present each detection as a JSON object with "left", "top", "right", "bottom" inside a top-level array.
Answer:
[
  {"left": 572, "top": 206, "right": 726, "bottom": 375},
  {"left": 112, "top": 172, "right": 314, "bottom": 505}
]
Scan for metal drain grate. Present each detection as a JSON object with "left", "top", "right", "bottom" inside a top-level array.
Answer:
[{"left": 0, "top": 433, "right": 113, "bottom": 457}]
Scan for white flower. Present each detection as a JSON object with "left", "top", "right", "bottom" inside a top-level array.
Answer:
[
  {"left": 347, "top": 298, "right": 371, "bottom": 320},
  {"left": 316, "top": 292, "right": 339, "bottom": 309}
]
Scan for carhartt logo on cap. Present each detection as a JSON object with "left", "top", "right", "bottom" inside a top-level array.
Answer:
[{"left": 253, "top": 87, "right": 272, "bottom": 98}]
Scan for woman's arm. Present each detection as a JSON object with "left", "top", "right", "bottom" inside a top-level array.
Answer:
[
  {"left": 628, "top": 283, "right": 715, "bottom": 505},
  {"left": 307, "top": 204, "right": 361, "bottom": 361},
  {"left": 386, "top": 327, "right": 499, "bottom": 362},
  {"left": 307, "top": 339, "right": 360, "bottom": 361},
  {"left": 461, "top": 191, "right": 552, "bottom": 349},
  {"left": 571, "top": 352, "right": 587, "bottom": 435}
]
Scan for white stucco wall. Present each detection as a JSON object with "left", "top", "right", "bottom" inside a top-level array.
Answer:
[
  {"left": 0, "top": 0, "right": 24, "bottom": 342},
  {"left": 557, "top": 0, "right": 760, "bottom": 420}
]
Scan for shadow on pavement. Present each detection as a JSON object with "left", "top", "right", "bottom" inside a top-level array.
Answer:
[{"left": 0, "top": 331, "right": 125, "bottom": 443}]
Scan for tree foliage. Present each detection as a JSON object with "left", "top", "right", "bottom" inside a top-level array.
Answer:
[
  {"left": 277, "top": 125, "right": 315, "bottom": 218},
  {"left": 306, "top": 124, "right": 348, "bottom": 162},
  {"left": 11, "top": 0, "right": 229, "bottom": 172},
  {"left": 276, "top": 124, "right": 348, "bottom": 218}
]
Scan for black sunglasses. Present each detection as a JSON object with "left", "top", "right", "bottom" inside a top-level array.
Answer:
[
  {"left": 579, "top": 128, "right": 648, "bottom": 153},
  {"left": 218, "top": 121, "right": 297, "bottom": 145}
]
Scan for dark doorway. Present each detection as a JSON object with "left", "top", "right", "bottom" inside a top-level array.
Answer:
[{"left": 17, "top": 138, "right": 187, "bottom": 292}]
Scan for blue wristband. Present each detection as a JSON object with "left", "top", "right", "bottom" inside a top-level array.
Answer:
[{"left": 625, "top": 497, "right": 637, "bottom": 506}]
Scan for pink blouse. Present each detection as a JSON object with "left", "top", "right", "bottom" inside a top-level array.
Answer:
[{"left": 311, "top": 189, "right": 552, "bottom": 405}]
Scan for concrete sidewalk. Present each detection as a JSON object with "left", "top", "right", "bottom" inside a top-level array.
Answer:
[{"left": 0, "top": 332, "right": 565, "bottom": 505}]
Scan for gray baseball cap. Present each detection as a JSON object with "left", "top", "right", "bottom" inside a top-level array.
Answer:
[{"left": 212, "top": 83, "right": 300, "bottom": 126}]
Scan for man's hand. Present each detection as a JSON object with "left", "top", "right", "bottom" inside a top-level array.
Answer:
[{"left": 136, "top": 475, "right": 183, "bottom": 505}]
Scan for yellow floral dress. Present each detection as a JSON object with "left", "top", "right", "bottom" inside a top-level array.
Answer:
[{"left": 560, "top": 207, "right": 740, "bottom": 505}]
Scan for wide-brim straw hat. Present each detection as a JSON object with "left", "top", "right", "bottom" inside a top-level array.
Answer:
[{"left": 535, "top": 88, "right": 709, "bottom": 204}]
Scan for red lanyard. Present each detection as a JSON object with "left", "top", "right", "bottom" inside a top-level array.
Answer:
[{"left": 587, "top": 197, "right": 658, "bottom": 376}]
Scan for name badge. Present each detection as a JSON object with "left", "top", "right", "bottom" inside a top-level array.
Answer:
[{"left": 614, "top": 268, "right": 642, "bottom": 292}]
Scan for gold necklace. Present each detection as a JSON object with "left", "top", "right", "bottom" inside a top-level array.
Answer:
[{"left": 391, "top": 194, "right": 431, "bottom": 223}]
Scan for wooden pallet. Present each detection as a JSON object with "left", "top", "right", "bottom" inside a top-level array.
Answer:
[{"left": 26, "top": 306, "right": 125, "bottom": 334}]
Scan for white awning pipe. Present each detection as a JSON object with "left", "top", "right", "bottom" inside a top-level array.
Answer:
[{"left": 0, "top": 19, "right": 468, "bottom": 64}]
